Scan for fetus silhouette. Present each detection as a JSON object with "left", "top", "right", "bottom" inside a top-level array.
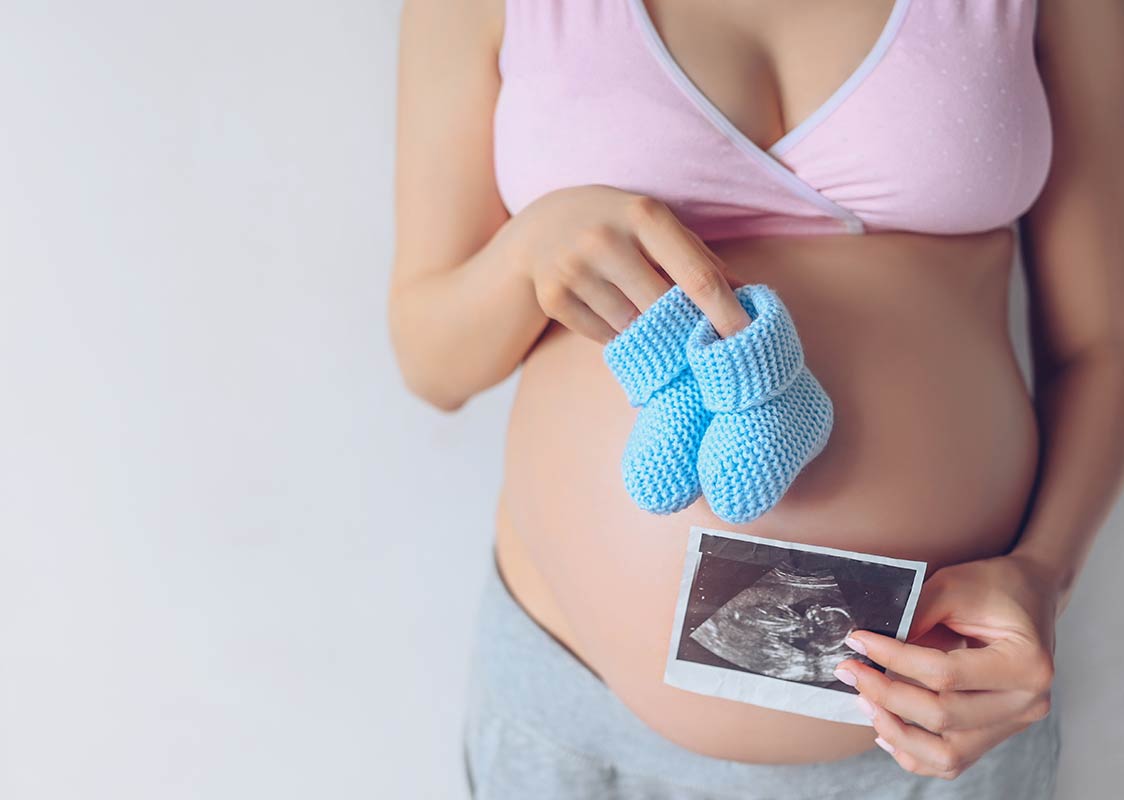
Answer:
[{"left": 689, "top": 562, "right": 858, "bottom": 684}]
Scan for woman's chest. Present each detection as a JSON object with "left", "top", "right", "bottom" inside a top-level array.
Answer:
[
  {"left": 635, "top": 0, "right": 901, "bottom": 154},
  {"left": 493, "top": 0, "right": 1052, "bottom": 239}
]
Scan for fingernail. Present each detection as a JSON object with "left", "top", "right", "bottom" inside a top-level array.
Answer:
[
  {"left": 875, "top": 736, "right": 895, "bottom": 754},
  {"left": 844, "top": 635, "right": 867, "bottom": 656},
  {"left": 855, "top": 696, "right": 877, "bottom": 720},
  {"left": 832, "top": 667, "right": 857, "bottom": 687}
]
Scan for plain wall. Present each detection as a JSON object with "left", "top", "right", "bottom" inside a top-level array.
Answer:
[{"left": 0, "top": 2, "right": 1119, "bottom": 798}]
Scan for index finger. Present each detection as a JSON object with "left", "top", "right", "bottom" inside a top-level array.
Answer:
[
  {"left": 845, "top": 631, "right": 1037, "bottom": 693},
  {"left": 628, "top": 198, "right": 751, "bottom": 337}
]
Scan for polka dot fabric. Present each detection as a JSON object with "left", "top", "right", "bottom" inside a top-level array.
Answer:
[{"left": 494, "top": 0, "right": 1052, "bottom": 241}]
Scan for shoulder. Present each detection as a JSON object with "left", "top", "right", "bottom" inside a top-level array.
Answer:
[
  {"left": 1030, "top": 0, "right": 1124, "bottom": 141},
  {"left": 399, "top": 0, "right": 505, "bottom": 56},
  {"left": 1033, "top": 0, "right": 1124, "bottom": 67}
]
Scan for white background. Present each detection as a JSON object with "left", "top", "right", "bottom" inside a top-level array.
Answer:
[{"left": 1, "top": 2, "right": 1119, "bottom": 798}]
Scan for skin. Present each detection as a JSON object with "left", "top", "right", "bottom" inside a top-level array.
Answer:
[
  {"left": 389, "top": 0, "right": 1124, "bottom": 777},
  {"left": 833, "top": 1, "right": 1124, "bottom": 779}
]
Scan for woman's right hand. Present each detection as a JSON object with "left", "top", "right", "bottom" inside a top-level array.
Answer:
[{"left": 501, "top": 184, "right": 752, "bottom": 344}]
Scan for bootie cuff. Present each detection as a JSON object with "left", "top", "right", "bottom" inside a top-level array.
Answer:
[
  {"left": 686, "top": 284, "right": 805, "bottom": 412},
  {"left": 603, "top": 284, "right": 705, "bottom": 407}
]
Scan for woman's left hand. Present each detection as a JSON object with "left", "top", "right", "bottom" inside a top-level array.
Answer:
[{"left": 832, "top": 553, "right": 1060, "bottom": 780}]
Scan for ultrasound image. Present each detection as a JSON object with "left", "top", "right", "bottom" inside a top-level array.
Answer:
[
  {"left": 689, "top": 562, "right": 859, "bottom": 683},
  {"left": 676, "top": 534, "right": 914, "bottom": 690}
]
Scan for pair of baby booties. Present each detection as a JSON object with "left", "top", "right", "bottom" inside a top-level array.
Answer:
[{"left": 603, "top": 283, "right": 833, "bottom": 525}]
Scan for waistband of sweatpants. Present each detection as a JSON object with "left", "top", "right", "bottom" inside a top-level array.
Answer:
[
  {"left": 464, "top": 549, "right": 941, "bottom": 799},
  {"left": 467, "top": 548, "right": 1062, "bottom": 798}
]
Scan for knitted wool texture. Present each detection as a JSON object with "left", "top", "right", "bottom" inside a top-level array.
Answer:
[
  {"left": 603, "top": 285, "right": 710, "bottom": 513},
  {"left": 687, "top": 284, "right": 834, "bottom": 524}
]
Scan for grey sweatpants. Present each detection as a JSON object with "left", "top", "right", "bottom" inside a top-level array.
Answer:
[{"left": 462, "top": 552, "right": 1061, "bottom": 799}]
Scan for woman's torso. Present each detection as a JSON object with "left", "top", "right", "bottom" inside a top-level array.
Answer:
[{"left": 490, "top": 0, "right": 1051, "bottom": 764}]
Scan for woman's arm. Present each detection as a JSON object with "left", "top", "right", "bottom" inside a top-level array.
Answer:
[
  {"left": 834, "top": 0, "right": 1124, "bottom": 779},
  {"left": 388, "top": 0, "right": 750, "bottom": 412},
  {"left": 1011, "top": 0, "right": 1124, "bottom": 611},
  {"left": 388, "top": 0, "right": 547, "bottom": 411}
]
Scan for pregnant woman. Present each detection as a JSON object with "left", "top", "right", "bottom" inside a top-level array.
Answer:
[{"left": 389, "top": 1, "right": 1124, "bottom": 797}]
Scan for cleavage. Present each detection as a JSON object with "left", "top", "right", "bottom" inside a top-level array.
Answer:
[{"left": 639, "top": 0, "right": 899, "bottom": 153}]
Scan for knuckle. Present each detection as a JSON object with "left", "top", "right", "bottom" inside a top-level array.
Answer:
[
  {"left": 938, "top": 767, "right": 965, "bottom": 782},
  {"left": 554, "top": 252, "right": 588, "bottom": 285},
  {"left": 934, "top": 747, "right": 965, "bottom": 775},
  {"left": 927, "top": 704, "right": 953, "bottom": 734},
  {"left": 575, "top": 223, "right": 618, "bottom": 255},
  {"left": 898, "top": 754, "right": 924, "bottom": 776},
  {"left": 1025, "top": 694, "right": 1052, "bottom": 722},
  {"left": 680, "top": 262, "right": 725, "bottom": 298},
  {"left": 883, "top": 650, "right": 907, "bottom": 675},
  {"left": 930, "top": 663, "right": 960, "bottom": 693},
  {"left": 535, "top": 281, "right": 568, "bottom": 316},
  {"left": 1029, "top": 653, "right": 1056, "bottom": 692},
  {"left": 625, "top": 194, "right": 668, "bottom": 227}
]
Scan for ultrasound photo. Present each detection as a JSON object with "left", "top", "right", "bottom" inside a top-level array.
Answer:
[{"left": 664, "top": 526, "right": 927, "bottom": 726}]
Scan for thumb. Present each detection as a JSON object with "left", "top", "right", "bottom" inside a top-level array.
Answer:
[{"left": 906, "top": 573, "right": 964, "bottom": 642}]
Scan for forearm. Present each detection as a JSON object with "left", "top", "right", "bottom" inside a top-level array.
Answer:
[
  {"left": 388, "top": 224, "right": 549, "bottom": 411},
  {"left": 1010, "top": 345, "right": 1124, "bottom": 613}
]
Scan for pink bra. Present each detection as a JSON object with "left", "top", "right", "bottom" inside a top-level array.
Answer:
[{"left": 493, "top": 0, "right": 1054, "bottom": 240}]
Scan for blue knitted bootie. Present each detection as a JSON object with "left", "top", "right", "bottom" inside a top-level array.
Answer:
[
  {"left": 603, "top": 285, "right": 711, "bottom": 514},
  {"left": 686, "top": 284, "right": 833, "bottom": 524}
]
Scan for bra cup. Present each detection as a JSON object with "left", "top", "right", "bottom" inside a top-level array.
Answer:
[{"left": 493, "top": 0, "right": 1053, "bottom": 239}]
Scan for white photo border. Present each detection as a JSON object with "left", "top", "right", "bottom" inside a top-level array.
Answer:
[{"left": 663, "top": 525, "right": 928, "bottom": 727}]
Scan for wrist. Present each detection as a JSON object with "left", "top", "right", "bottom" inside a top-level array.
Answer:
[
  {"left": 488, "top": 217, "right": 549, "bottom": 326},
  {"left": 1005, "top": 545, "right": 1075, "bottom": 616},
  {"left": 492, "top": 215, "right": 532, "bottom": 286}
]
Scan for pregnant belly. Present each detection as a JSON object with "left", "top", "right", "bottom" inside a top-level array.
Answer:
[{"left": 495, "top": 227, "right": 1040, "bottom": 764}]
